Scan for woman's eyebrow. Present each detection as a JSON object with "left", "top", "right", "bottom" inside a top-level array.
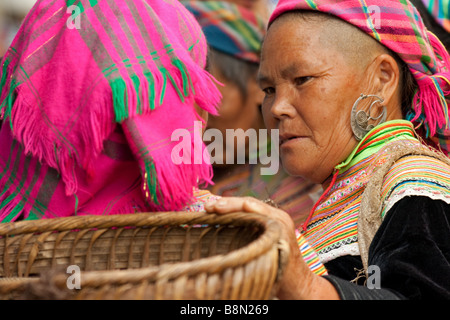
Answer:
[
  {"left": 257, "top": 72, "right": 270, "bottom": 86},
  {"left": 280, "top": 62, "right": 304, "bottom": 78},
  {"left": 257, "top": 62, "right": 306, "bottom": 85}
]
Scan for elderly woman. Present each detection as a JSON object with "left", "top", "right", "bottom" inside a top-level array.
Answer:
[
  {"left": 205, "top": 0, "right": 450, "bottom": 300},
  {"left": 0, "top": 0, "right": 221, "bottom": 221}
]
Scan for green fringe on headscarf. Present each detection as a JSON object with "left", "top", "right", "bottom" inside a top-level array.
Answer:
[
  {"left": 110, "top": 77, "right": 129, "bottom": 123},
  {"left": 143, "top": 157, "right": 160, "bottom": 206},
  {"left": 109, "top": 58, "right": 194, "bottom": 123},
  {"left": 1, "top": 79, "right": 19, "bottom": 131}
]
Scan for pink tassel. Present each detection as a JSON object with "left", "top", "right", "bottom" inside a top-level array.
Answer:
[
  {"left": 410, "top": 67, "right": 450, "bottom": 136},
  {"left": 411, "top": 77, "right": 448, "bottom": 137}
]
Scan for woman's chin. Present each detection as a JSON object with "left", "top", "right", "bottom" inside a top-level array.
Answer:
[{"left": 281, "top": 161, "right": 326, "bottom": 184}]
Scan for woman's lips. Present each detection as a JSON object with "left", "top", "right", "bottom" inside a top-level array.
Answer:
[
  {"left": 279, "top": 134, "right": 308, "bottom": 147},
  {"left": 280, "top": 136, "right": 301, "bottom": 146}
]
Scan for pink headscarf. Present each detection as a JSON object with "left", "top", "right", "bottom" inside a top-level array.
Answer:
[{"left": 0, "top": 0, "right": 221, "bottom": 221}]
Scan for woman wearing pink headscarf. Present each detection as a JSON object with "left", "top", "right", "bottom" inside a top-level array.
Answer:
[
  {"left": 0, "top": 0, "right": 221, "bottom": 222},
  {"left": 206, "top": 0, "right": 450, "bottom": 299}
]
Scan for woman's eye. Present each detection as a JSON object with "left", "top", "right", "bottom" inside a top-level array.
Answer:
[
  {"left": 295, "top": 76, "right": 312, "bottom": 86},
  {"left": 262, "top": 87, "right": 275, "bottom": 95}
]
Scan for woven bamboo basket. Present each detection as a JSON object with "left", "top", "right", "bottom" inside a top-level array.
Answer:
[{"left": 0, "top": 211, "right": 289, "bottom": 300}]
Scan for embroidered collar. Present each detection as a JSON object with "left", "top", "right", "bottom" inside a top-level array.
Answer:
[
  {"left": 335, "top": 120, "right": 417, "bottom": 174},
  {"left": 300, "top": 120, "right": 450, "bottom": 265},
  {"left": 301, "top": 120, "right": 418, "bottom": 232}
]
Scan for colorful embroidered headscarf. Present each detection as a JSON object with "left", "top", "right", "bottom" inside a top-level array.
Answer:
[
  {"left": 421, "top": 0, "right": 450, "bottom": 32},
  {"left": 0, "top": 0, "right": 221, "bottom": 218},
  {"left": 181, "top": 0, "right": 266, "bottom": 63},
  {"left": 269, "top": 0, "right": 450, "bottom": 155}
]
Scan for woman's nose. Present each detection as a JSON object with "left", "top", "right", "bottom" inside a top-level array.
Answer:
[{"left": 269, "top": 87, "right": 297, "bottom": 120}]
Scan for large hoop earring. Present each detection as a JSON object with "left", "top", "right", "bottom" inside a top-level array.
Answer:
[{"left": 351, "top": 93, "right": 386, "bottom": 141}]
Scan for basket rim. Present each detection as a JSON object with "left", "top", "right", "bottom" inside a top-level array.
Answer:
[
  {"left": 0, "top": 211, "right": 274, "bottom": 235},
  {"left": 0, "top": 211, "right": 285, "bottom": 286}
]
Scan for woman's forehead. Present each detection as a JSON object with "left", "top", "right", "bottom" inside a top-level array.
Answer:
[
  {"left": 261, "top": 12, "right": 382, "bottom": 72},
  {"left": 263, "top": 19, "right": 317, "bottom": 54},
  {"left": 263, "top": 13, "right": 342, "bottom": 55},
  {"left": 260, "top": 17, "right": 334, "bottom": 68}
]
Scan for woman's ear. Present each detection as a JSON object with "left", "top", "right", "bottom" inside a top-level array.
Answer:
[{"left": 370, "top": 53, "right": 401, "bottom": 109}]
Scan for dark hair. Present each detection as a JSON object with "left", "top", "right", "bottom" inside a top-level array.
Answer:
[
  {"left": 206, "top": 48, "right": 259, "bottom": 100},
  {"left": 392, "top": 51, "right": 418, "bottom": 118}
]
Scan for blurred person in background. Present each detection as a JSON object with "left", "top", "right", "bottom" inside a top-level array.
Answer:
[
  {"left": 201, "top": 0, "right": 276, "bottom": 20},
  {"left": 0, "top": 0, "right": 36, "bottom": 57},
  {"left": 410, "top": 0, "right": 450, "bottom": 52},
  {"left": 183, "top": 0, "right": 322, "bottom": 227}
]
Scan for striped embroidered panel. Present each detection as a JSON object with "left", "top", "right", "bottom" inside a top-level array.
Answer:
[
  {"left": 381, "top": 154, "right": 450, "bottom": 217},
  {"left": 302, "top": 160, "right": 372, "bottom": 264},
  {"left": 296, "top": 230, "right": 328, "bottom": 276}
]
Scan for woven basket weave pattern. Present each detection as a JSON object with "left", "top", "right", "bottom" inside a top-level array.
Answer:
[{"left": 0, "top": 211, "right": 287, "bottom": 300}]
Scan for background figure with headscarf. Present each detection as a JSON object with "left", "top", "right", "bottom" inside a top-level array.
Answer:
[
  {"left": 411, "top": 0, "right": 450, "bottom": 51},
  {"left": 0, "top": 1, "right": 36, "bottom": 58},
  {"left": 183, "top": 0, "right": 323, "bottom": 228},
  {"left": 205, "top": 0, "right": 450, "bottom": 299},
  {"left": 197, "top": 0, "right": 276, "bottom": 20},
  {"left": 0, "top": 0, "right": 222, "bottom": 222}
]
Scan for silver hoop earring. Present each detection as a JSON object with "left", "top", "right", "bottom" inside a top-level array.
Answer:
[{"left": 351, "top": 93, "right": 386, "bottom": 141}]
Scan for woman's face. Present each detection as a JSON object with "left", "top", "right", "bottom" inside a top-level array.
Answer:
[
  {"left": 258, "top": 15, "right": 368, "bottom": 184},
  {"left": 207, "top": 64, "right": 264, "bottom": 166}
]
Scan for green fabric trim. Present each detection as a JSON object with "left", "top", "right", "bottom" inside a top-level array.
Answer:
[
  {"left": 171, "top": 58, "right": 191, "bottom": 97},
  {"left": 144, "top": 71, "right": 156, "bottom": 110},
  {"left": 2, "top": 200, "right": 24, "bottom": 223},
  {"left": 144, "top": 158, "right": 160, "bottom": 205},
  {"left": 0, "top": 148, "right": 29, "bottom": 208},
  {"left": 74, "top": 194, "right": 79, "bottom": 216},
  {"left": 158, "top": 67, "right": 168, "bottom": 105},
  {"left": 188, "top": 38, "right": 201, "bottom": 52},
  {"left": 165, "top": 68, "right": 185, "bottom": 103},
  {"left": 26, "top": 210, "right": 39, "bottom": 221},
  {"left": 335, "top": 120, "right": 417, "bottom": 173},
  {"left": 131, "top": 74, "right": 142, "bottom": 114},
  {"left": 66, "top": 0, "right": 85, "bottom": 16},
  {"left": 109, "top": 52, "right": 195, "bottom": 122},
  {"left": 0, "top": 193, "right": 16, "bottom": 210},
  {"left": 0, "top": 58, "right": 10, "bottom": 90},
  {"left": 110, "top": 77, "right": 129, "bottom": 123},
  {"left": 0, "top": 140, "right": 16, "bottom": 190},
  {"left": 0, "top": 78, "right": 19, "bottom": 131}
]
